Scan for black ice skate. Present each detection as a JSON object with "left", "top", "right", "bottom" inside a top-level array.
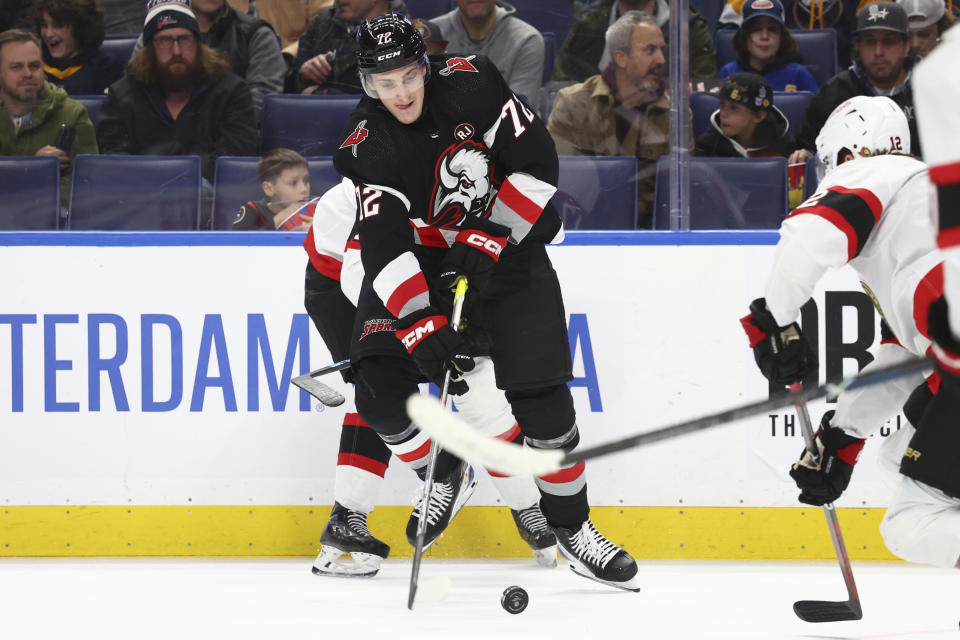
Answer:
[
  {"left": 312, "top": 502, "right": 390, "bottom": 578},
  {"left": 511, "top": 504, "right": 558, "bottom": 567},
  {"left": 406, "top": 460, "right": 478, "bottom": 550},
  {"left": 554, "top": 518, "right": 641, "bottom": 591}
]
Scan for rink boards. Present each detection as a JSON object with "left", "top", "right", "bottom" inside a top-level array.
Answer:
[{"left": 0, "top": 231, "right": 915, "bottom": 558}]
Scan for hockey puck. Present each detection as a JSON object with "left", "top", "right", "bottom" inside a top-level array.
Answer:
[{"left": 500, "top": 586, "right": 528, "bottom": 614}]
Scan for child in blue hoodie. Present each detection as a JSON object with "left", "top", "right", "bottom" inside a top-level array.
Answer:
[{"left": 718, "top": 0, "right": 818, "bottom": 93}]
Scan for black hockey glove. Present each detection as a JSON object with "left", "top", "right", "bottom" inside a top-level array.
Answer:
[
  {"left": 437, "top": 218, "right": 510, "bottom": 295},
  {"left": 395, "top": 307, "right": 475, "bottom": 395},
  {"left": 740, "top": 298, "right": 817, "bottom": 386},
  {"left": 926, "top": 295, "right": 960, "bottom": 382},
  {"left": 788, "top": 410, "right": 866, "bottom": 506}
]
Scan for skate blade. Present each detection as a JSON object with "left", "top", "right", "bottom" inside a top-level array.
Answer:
[
  {"left": 532, "top": 544, "right": 558, "bottom": 568},
  {"left": 311, "top": 548, "right": 382, "bottom": 578},
  {"left": 567, "top": 564, "right": 641, "bottom": 592}
]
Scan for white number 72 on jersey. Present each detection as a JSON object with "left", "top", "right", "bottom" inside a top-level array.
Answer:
[{"left": 499, "top": 94, "right": 536, "bottom": 139}]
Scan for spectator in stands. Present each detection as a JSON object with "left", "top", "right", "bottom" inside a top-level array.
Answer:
[
  {"left": 431, "top": 0, "right": 544, "bottom": 108},
  {"left": 289, "top": 0, "right": 408, "bottom": 95},
  {"left": 31, "top": 0, "right": 126, "bottom": 95},
  {"left": 227, "top": 0, "right": 331, "bottom": 49},
  {"left": 1, "top": 1, "right": 34, "bottom": 33},
  {"left": 553, "top": 0, "right": 717, "bottom": 84},
  {"left": 789, "top": 2, "right": 919, "bottom": 165},
  {"left": 100, "top": 0, "right": 147, "bottom": 35},
  {"left": 98, "top": 0, "right": 257, "bottom": 184},
  {"left": 898, "top": 0, "right": 953, "bottom": 58},
  {"left": 695, "top": 72, "right": 795, "bottom": 157},
  {"left": 234, "top": 147, "right": 314, "bottom": 230},
  {"left": 0, "top": 29, "right": 97, "bottom": 203},
  {"left": 412, "top": 17, "right": 447, "bottom": 55},
  {"left": 547, "top": 11, "right": 670, "bottom": 228},
  {"left": 717, "top": 0, "right": 818, "bottom": 92}
]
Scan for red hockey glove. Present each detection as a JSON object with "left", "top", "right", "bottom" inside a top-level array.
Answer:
[
  {"left": 740, "top": 298, "right": 817, "bottom": 386},
  {"left": 395, "top": 307, "right": 474, "bottom": 395},
  {"left": 438, "top": 218, "right": 510, "bottom": 295},
  {"left": 789, "top": 410, "right": 866, "bottom": 506}
]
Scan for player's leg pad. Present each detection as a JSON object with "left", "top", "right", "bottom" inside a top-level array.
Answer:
[
  {"left": 312, "top": 502, "right": 390, "bottom": 578},
  {"left": 405, "top": 459, "right": 478, "bottom": 550},
  {"left": 511, "top": 503, "right": 558, "bottom": 567},
  {"left": 554, "top": 518, "right": 640, "bottom": 592}
]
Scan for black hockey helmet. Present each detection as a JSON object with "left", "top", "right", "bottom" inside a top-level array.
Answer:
[{"left": 355, "top": 13, "right": 426, "bottom": 75}]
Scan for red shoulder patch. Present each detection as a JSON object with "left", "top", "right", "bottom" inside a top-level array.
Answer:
[
  {"left": 340, "top": 119, "right": 368, "bottom": 157},
  {"left": 439, "top": 55, "right": 479, "bottom": 77}
]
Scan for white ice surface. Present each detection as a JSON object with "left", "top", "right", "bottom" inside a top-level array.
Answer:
[{"left": 0, "top": 558, "right": 957, "bottom": 639}]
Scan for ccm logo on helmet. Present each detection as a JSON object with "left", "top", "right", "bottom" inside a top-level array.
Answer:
[
  {"left": 465, "top": 232, "right": 503, "bottom": 257},
  {"left": 377, "top": 50, "right": 401, "bottom": 61},
  {"left": 400, "top": 319, "right": 436, "bottom": 349}
]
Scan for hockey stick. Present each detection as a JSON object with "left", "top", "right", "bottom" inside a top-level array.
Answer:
[
  {"left": 289, "top": 359, "right": 351, "bottom": 407},
  {"left": 790, "top": 385, "right": 863, "bottom": 623},
  {"left": 406, "top": 355, "right": 931, "bottom": 477},
  {"left": 408, "top": 276, "right": 469, "bottom": 610}
]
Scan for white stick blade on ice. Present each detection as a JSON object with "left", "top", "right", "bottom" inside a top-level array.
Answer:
[
  {"left": 410, "top": 576, "right": 451, "bottom": 609},
  {"left": 405, "top": 394, "right": 563, "bottom": 477}
]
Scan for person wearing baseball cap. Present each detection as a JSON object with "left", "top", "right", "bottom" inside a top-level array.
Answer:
[
  {"left": 718, "top": 0, "right": 819, "bottom": 92},
  {"left": 897, "top": 0, "right": 954, "bottom": 58},
  {"left": 696, "top": 71, "right": 795, "bottom": 158},
  {"left": 412, "top": 18, "right": 448, "bottom": 55},
  {"left": 788, "top": 1, "right": 921, "bottom": 166}
]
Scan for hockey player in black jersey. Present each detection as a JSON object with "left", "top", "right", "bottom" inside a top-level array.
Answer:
[{"left": 330, "top": 13, "right": 639, "bottom": 591}]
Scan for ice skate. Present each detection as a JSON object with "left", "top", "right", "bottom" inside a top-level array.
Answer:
[
  {"left": 406, "top": 460, "right": 478, "bottom": 550},
  {"left": 312, "top": 502, "right": 390, "bottom": 578},
  {"left": 511, "top": 504, "right": 558, "bottom": 567},
  {"left": 554, "top": 518, "right": 640, "bottom": 591}
]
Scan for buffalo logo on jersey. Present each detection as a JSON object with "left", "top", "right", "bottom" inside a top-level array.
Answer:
[
  {"left": 438, "top": 55, "right": 479, "bottom": 77},
  {"left": 429, "top": 139, "right": 497, "bottom": 228},
  {"left": 359, "top": 318, "right": 396, "bottom": 340},
  {"left": 340, "top": 119, "right": 369, "bottom": 158}
]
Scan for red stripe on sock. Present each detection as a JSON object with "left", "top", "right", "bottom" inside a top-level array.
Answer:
[
  {"left": 396, "top": 439, "right": 432, "bottom": 464},
  {"left": 538, "top": 461, "right": 585, "bottom": 484},
  {"left": 337, "top": 453, "right": 388, "bottom": 477}
]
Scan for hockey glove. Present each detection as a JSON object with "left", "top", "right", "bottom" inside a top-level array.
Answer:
[
  {"left": 395, "top": 306, "right": 475, "bottom": 395},
  {"left": 788, "top": 410, "right": 866, "bottom": 506},
  {"left": 740, "top": 298, "right": 817, "bottom": 386},
  {"left": 926, "top": 295, "right": 960, "bottom": 381},
  {"left": 438, "top": 218, "right": 510, "bottom": 295}
]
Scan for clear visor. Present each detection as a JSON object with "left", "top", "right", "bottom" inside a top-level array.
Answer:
[{"left": 360, "top": 59, "right": 427, "bottom": 100}]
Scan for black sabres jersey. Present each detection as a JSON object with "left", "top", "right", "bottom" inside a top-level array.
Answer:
[{"left": 333, "top": 53, "right": 563, "bottom": 321}]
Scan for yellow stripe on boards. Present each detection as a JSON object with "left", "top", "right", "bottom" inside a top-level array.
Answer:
[{"left": 0, "top": 506, "right": 900, "bottom": 560}]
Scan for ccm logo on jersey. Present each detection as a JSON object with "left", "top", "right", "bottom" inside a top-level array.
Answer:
[
  {"left": 340, "top": 119, "right": 369, "bottom": 157},
  {"left": 464, "top": 232, "right": 503, "bottom": 258},
  {"left": 439, "top": 55, "right": 479, "bottom": 76}
]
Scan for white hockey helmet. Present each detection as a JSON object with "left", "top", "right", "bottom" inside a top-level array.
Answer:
[{"left": 814, "top": 95, "right": 910, "bottom": 177}]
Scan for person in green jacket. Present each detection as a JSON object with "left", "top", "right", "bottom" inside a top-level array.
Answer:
[
  {"left": 552, "top": 0, "right": 718, "bottom": 83},
  {"left": 0, "top": 29, "right": 98, "bottom": 205}
]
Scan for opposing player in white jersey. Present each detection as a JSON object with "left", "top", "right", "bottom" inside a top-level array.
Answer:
[
  {"left": 301, "top": 178, "right": 557, "bottom": 577},
  {"left": 913, "top": 24, "right": 960, "bottom": 370},
  {"left": 740, "top": 95, "right": 960, "bottom": 568}
]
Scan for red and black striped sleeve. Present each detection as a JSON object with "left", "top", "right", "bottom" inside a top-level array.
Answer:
[{"left": 786, "top": 185, "right": 883, "bottom": 261}]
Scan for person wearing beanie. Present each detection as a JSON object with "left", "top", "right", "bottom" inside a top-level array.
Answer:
[
  {"left": 718, "top": 0, "right": 818, "bottom": 92},
  {"left": 695, "top": 72, "right": 795, "bottom": 158},
  {"left": 789, "top": 1, "right": 920, "bottom": 165},
  {"left": 897, "top": 0, "right": 954, "bottom": 58},
  {"left": 97, "top": 0, "right": 257, "bottom": 214}
]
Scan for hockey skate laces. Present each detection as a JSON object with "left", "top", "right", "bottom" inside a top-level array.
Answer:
[
  {"left": 517, "top": 506, "right": 550, "bottom": 534},
  {"left": 569, "top": 520, "right": 620, "bottom": 569},
  {"left": 346, "top": 511, "right": 373, "bottom": 537},
  {"left": 411, "top": 481, "right": 454, "bottom": 526}
]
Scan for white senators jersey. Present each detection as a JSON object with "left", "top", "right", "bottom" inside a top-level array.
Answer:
[
  {"left": 302, "top": 177, "right": 359, "bottom": 280},
  {"left": 765, "top": 154, "right": 941, "bottom": 357}
]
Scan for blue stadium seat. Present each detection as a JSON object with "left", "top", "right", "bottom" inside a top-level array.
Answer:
[
  {"left": 67, "top": 155, "right": 202, "bottom": 230},
  {"left": 715, "top": 28, "right": 837, "bottom": 88},
  {"left": 73, "top": 94, "right": 107, "bottom": 128},
  {"left": 801, "top": 152, "right": 821, "bottom": 201},
  {"left": 653, "top": 156, "right": 788, "bottom": 229},
  {"left": 0, "top": 157, "right": 60, "bottom": 230},
  {"left": 99, "top": 36, "right": 138, "bottom": 66},
  {"left": 510, "top": 0, "right": 576, "bottom": 47},
  {"left": 691, "top": 0, "right": 725, "bottom": 35},
  {"left": 260, "top": 94, "right": 361, "bottom": 156},
  {"left": 405, "top": 0, "right": 453, "bottom": 19},
  {"left": 690, "top": 90, "right": 813, "bottom": 139},
  {"left": 542, "top": 31, "right": 556, "bottom": 85},
  {"left": 540, "top": 89, "right": 556, "bottom": 122},
  {"left": 556, "top": 156, "right": 638, "bottom": 230},
  {"left": 211, "top": 156, "right": 343, "bottom": 230}
]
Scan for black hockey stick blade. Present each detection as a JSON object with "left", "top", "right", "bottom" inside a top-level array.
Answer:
[
  {"left": 793, "top": 599, "right": 862, "bottom": 623},
  {"left": 289, "top": 359, "right": 351, "bottom": 407}
]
